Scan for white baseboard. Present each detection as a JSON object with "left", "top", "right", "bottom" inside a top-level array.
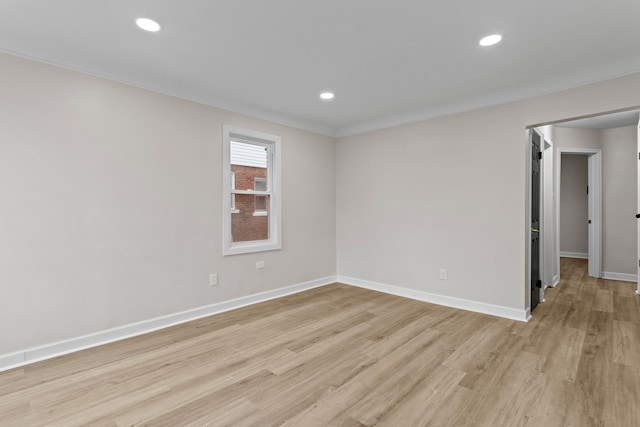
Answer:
[
  {"left": 544, "top": 274, "right": 560, "bottom": 289},
  {"left": 0, "top": 275, "right": 337, "bottom": 373},
  {"left": 336, "top": 275, "right": 528, "bottom": 322},
  {"left": 544, "top": 275, "right": 559, "bottom": 289},
  {"left": 560, "top": 252, "right": 588, "bottom": 259},
  {"left": 602, "top": 272, "right": 637, "bottom": 283}
]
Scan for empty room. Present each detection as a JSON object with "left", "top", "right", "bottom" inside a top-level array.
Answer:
[{"left": 1, "top": 1, "right": 640, "bottom": 426}]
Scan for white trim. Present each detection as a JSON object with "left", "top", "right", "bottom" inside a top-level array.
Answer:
[
  {"left": 602, "top": 272, "right": 638, "bottom": 282},
  {"left": 337, "top": 275, "right": 528, "bottom": 322},
  {"left": 541, "top": 135, "right": 556, "bottom": 296},
  {"left": 525, "top": 129, "right": 532, "bottom": 313},
  {"left": 230, "top": 171, "right": 237, "bottom": 212},
  {"left": 0, "top": 352, "right": 26, "bottom": 371},
  {"left": 560, "top": 251, "right": 589, "bottom": 259},
  {"left": 551, "top": 275, "right": 560, "bottom": 287},
  {"left": 636, "top": 116, "right": 639, "bottom": 294},
  {"left": 587, "top": 152, "right": 603, "bottom": 278},
  {"left": 0, "top": 275, "right": 337, "bottom": 373},
  {"left": 537, "top": 130, "right": 546, "bottom": 305},
  {"left": 232, "top": 189, "right": 269, "bottom": 196}
]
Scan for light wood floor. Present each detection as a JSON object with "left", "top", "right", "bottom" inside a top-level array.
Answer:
[{"left": 1, "top": 258, "right": 639, "bottom": 426}]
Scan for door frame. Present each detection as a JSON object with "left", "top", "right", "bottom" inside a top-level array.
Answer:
[
  {"left": 530, "top": 129, "right": 543, "bottom": 311},
  {"left": 637, "top": 116, "right": 640, "bottom": 295},
  {"left": 528, "top": 129, "right": 555, "bottom": 309},
  {"left": 556, "top": 148, "right": 602, "bottom": 279},
  {"left": 541, "top": 137, "right": 556, "bottom": 289}
]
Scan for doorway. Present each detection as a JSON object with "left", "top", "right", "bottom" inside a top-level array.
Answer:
[
  {"left": 527, "top": 109, "right": 639, "bottom": 317},
  {"left": 556, "top": 148, "right": 603, "bottom": 279}
]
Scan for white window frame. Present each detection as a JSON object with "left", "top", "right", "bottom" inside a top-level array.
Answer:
[
  {"left": 222, "top": 125, "right": 281, "bottom": 256},
  {"left": 230, "top": 172, "right": 239, "bottom": 213},
  {"left": 253, "top": 177, "right": 268, "bottom": 216}
]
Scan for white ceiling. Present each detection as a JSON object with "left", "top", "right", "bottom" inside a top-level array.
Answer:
[{"left": 2, "top": 0, "right": 640, "bottom": 137}]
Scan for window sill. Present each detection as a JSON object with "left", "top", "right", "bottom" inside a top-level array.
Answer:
[
  {"left": 253, "top": 211, "right": 268, "bottom": 217},
  {"left": 230, "top": 209, "right": 240, "bottom": 214},
  {"left": 224, "top": 240, "right": 281, "bottom": 256}
]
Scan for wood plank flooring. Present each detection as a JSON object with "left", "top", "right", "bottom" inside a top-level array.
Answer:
[{"left": 1, "top": 257, "right": 639, "bottom": 426}]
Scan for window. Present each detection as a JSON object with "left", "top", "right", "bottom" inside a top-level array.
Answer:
[
  {"left": 222, "top": 125, "right": 281, "bottom": 255},
  {"left": 253, "top": 177, "right": 268, "bottom": 216}
]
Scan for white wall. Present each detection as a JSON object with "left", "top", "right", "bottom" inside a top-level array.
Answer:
[
  {"left": 560, "top": 154, "right": 589, "bottom": 255},
  {"left": 553, "top": 127, "right": 602, "bottom": 150},
  {"left": 337, "top": 71, "right": 640, "bottom": 313},
  {"left": 601, "top": 126, "right": 637, "bottom": 275},
  {"left": 0, "top": 52, "right": 336, "bottom": 356}
]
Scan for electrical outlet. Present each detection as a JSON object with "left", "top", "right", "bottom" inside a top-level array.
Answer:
[
  {"left": 256, "top": 260, "right": 266, "bottom": 269},
  {"left": 209, "top": 273, "right": 218, "bottom": 286},
  {"left": 439, "top": 269, "right": 447, "bottom": 280}
]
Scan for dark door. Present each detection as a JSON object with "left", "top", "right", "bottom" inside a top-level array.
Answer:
[{"left": 531, "top": 131, "right": 542, "bottom": 311}]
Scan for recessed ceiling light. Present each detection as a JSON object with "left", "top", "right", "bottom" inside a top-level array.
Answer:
[
  {"left": 136, "top": 18, "right": 162, "bottom": 32},
  {"left": 479, "top": 34, "right": 502, "bottom": 47},
  {"left": 320, "top": 92, "right": 335, "bottom": 100}
]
